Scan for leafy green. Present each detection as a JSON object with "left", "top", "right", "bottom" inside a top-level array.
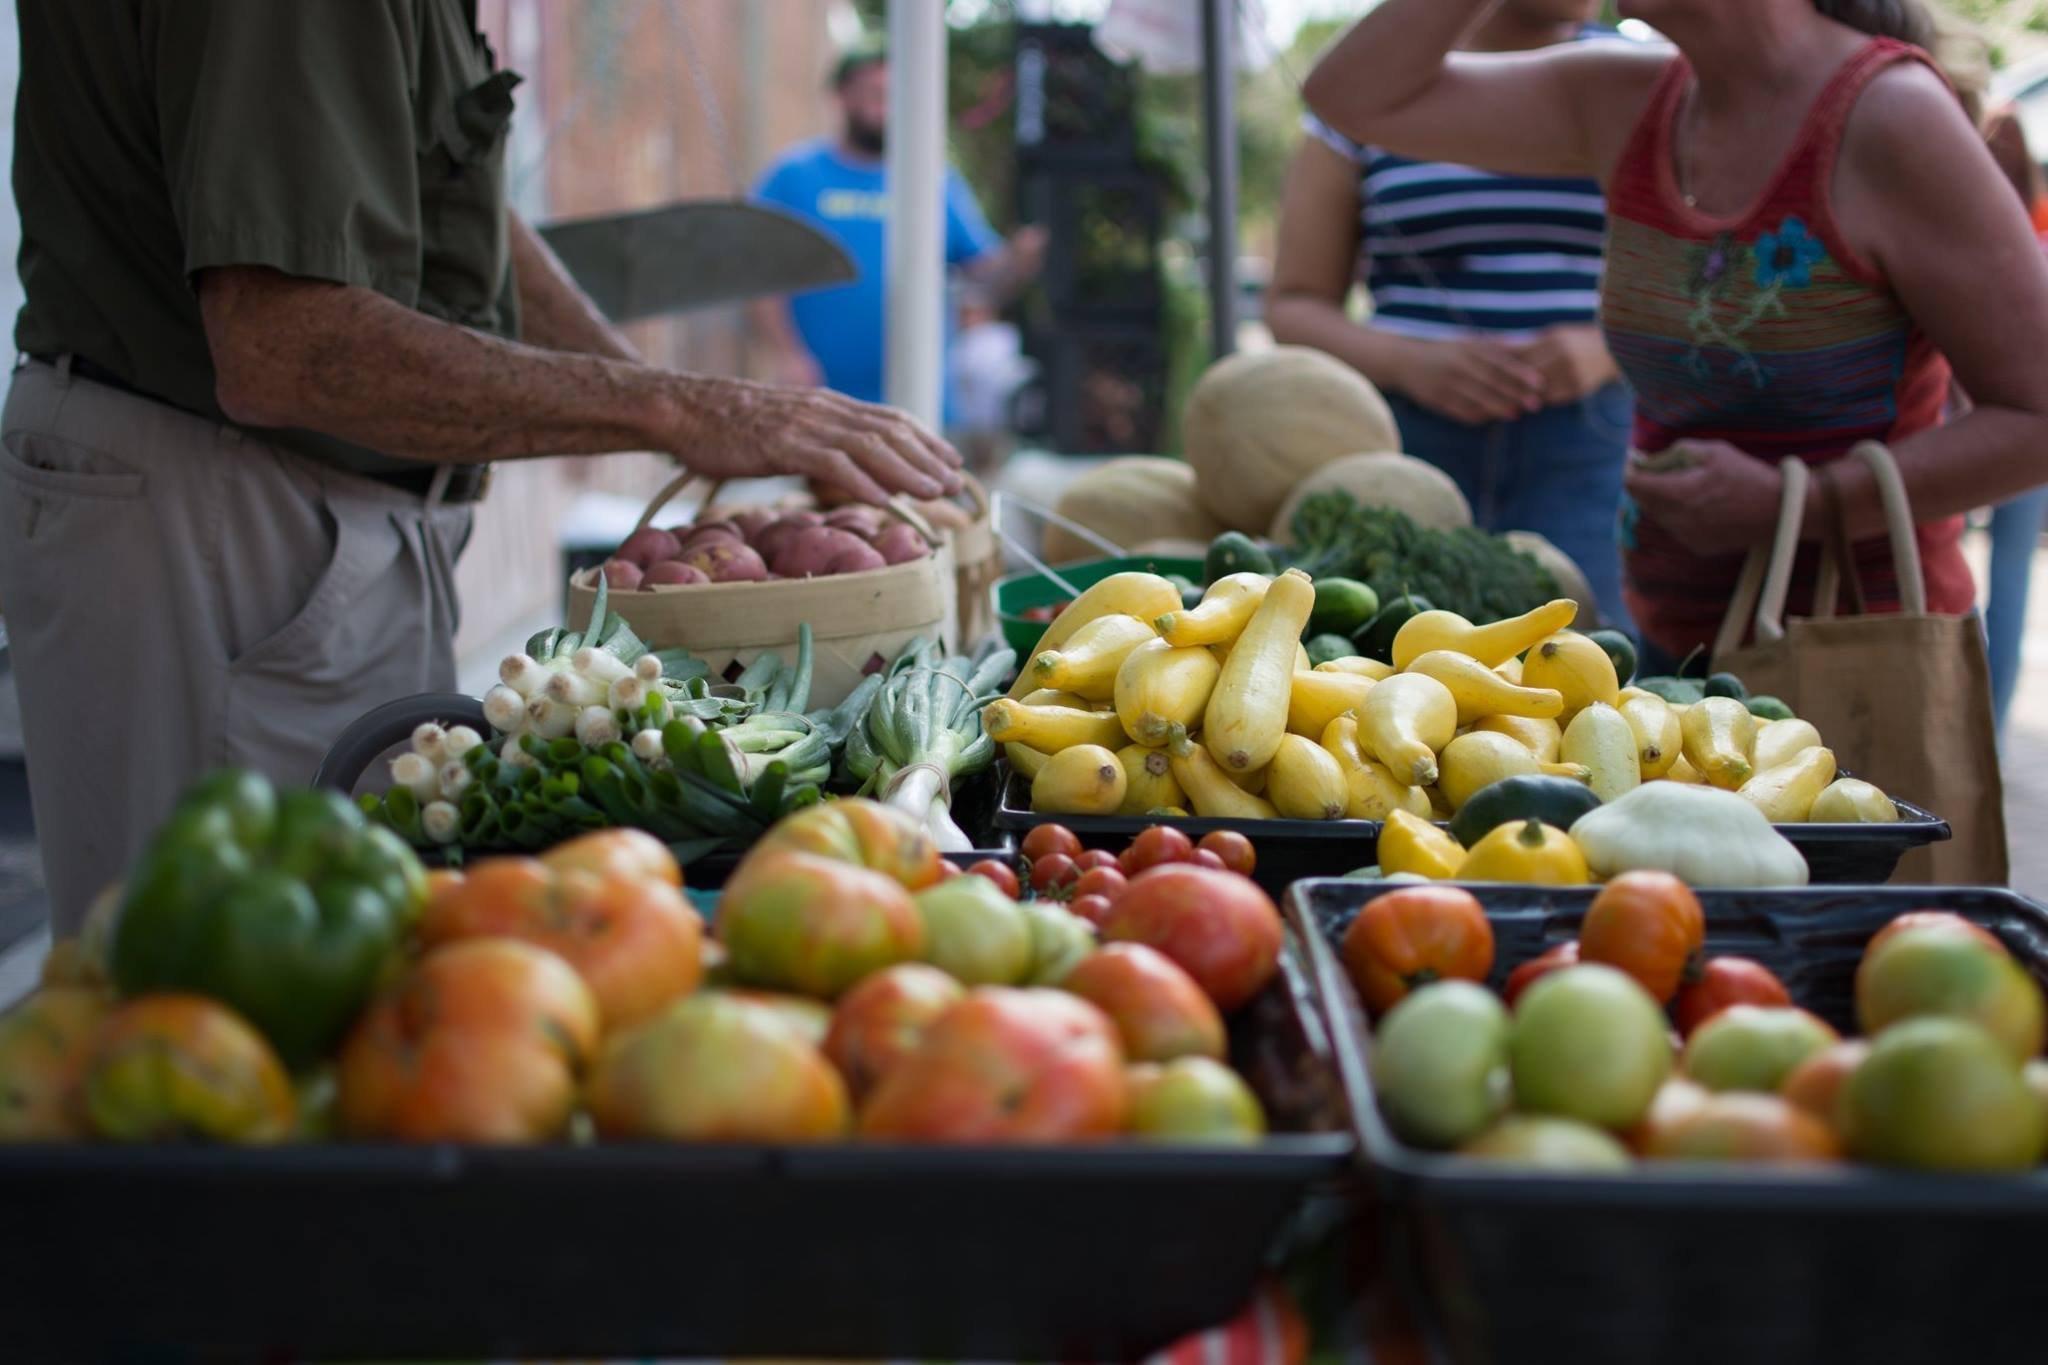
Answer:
[{"left": 1284, "top": 490, "right": 1558, "bottom": 624}]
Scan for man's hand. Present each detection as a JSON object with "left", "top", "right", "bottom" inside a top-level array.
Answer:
[
  {"left": 1391, "top": 335, "right": 1544, "bottom": 425},
  {"left": 676, "top": 379, "right": 963, "bottom": 505},
  {"left": 1514, "top": 323, "right": 1617, "bottom": 407},
  {"left": 1006, "top": 225, "right": 1049, "bottom": 281},
  {"left": 1623, "top": 439, "right": 1784, "bottom": 555}
]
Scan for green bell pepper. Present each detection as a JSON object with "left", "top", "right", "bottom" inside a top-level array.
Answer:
[{"left": 111, "top": 772, "right": 426, "bottom": 1069}]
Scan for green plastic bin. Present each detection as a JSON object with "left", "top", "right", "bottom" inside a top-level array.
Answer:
[{"left": 993, "top": 556, "right": 1206, "bottom": 658}]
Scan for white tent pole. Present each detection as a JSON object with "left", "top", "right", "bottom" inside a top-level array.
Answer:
[{"left": 886, "top": 0, "right": 947, "bottom": 427}]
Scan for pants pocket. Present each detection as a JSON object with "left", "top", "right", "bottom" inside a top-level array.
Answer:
[{"left": 227, "top": 492, "right": 395, "bottom": 678}]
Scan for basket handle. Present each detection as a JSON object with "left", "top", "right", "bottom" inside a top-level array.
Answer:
[
  {"left": 632, "top": 470, "right": 721, "bottom": 537},
  {"left": 999, "top": 491, "right": 1130, "bottom": 559}
]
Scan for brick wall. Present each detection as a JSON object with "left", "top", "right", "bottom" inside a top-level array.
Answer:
[{"left": 456, "top": 0, "right": 843, "bottom": 653}]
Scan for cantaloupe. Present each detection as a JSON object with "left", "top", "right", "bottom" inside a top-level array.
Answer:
[
  {"left": 1042, "top": 457, "right": 1224, "bottom": 563},
  {"left": 1182, "top": 346, "right": 1400, "bottom": 534},
  {"left": 1505, "top": 531, "right": 1600, "bottom": 627},
  {"left": 1267, "top": 452, "right": 1472, "bottom": 544}
]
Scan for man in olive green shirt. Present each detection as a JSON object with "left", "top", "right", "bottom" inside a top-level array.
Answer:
[{"left": 3, "top": 0, "right": 960, "bottom": 933}]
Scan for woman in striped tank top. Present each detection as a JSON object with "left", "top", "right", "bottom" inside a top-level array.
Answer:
[
  {"left": 1270, "top": 0, "right": 1633, "bottom": 629},
  {"left": 1301, "top": 0, "right": 2048, "bottom": 670}
]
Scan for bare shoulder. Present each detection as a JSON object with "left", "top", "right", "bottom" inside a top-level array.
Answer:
[
  {"left": 1841, "top": 58, "right": 1978, "bottom": 167},
  {"left": 1550, "top": 36, "right": 1672, "bottom": 170}
]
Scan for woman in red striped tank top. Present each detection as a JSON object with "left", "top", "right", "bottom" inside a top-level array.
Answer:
[{"left": 1303, "top": 0, "right": 2048, "bottom": 666}]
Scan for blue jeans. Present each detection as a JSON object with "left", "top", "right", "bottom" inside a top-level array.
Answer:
[
  {"left": 1987, "top": 487, "right": 2047, "bottom": 735},
  {"left": 1385, "top": 383, "right": 1634, "bottom": 633}
]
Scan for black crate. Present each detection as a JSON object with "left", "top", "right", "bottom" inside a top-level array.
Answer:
[
  {"left": 1019, "top": 167, "right": 1165, "bottom": 321},
  {"left": 0, "top": 943, "right": 1351, "bottom": 1363},
  {"left": 1019, "top": 322, "right": 1171, "bottom": 457},
  {"left": 1289, "top": 880, "right": 2048, "bottom": 1365},
  {"left": 1014, "top": 23, "right": 1139, "bottom": 168}
]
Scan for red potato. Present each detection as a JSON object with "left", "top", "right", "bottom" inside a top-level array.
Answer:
[
  {"left": 870, "top": 522, "right": 931, "bottom": 565},
  {"left": 752, "top": 513, "right": 826, "bottom": 565},
  {"left": 826, "top": 544, "right": 889, "bottom": 576},
  {"left": 683, "top": 541, "right": 771, "bottom": 583},
  {"left": 645, "top": 560, "right": 710, "bottom": 586},
  {"left": 617, "top": 528, "right": 681, "bottom": 568},
  {"left": 729, "top": 507, "right": 780, "bottom": 541},
  {"left": 601, "top": 559, "right": 646, "bottom": 590},
  {"left": 773, "top": 527, "right": 874, "bottom": 579},
  {"left": 824, "top": 505, "right": 888, "bottom": 538},
  {"left": 679, "top": 526, "right": 747, "bottom": 557}
]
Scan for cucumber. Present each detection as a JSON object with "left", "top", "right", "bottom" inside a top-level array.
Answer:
[
  {"left": 1203, "top": 531, "right": 1275, "bottom": 585},
  {"left": 1704, "top": 671, "right": 1749, "bottom": 701},
  {"left": 1306, "top": 577, "right": 1381, "bottom": 640},
  {"left": 1171, "top": 578, "right": 1206, "bottom": 610},
  {"left": 1586, "top": 629, "right": 1638, "bottom": 686},
  {"left": 1746, "top": 695, "right": 1796, "bottom": 722},
  {"left": 1304, "top": 633, "right": 1354, "bottom": 669},
  {"left": 1636, "top": 675, "right": 1705, "bottom": 706},
  {"left": 1448, "top": 774, "right": 1604, "bottom": 850},
  {"left": 1353, "top": 593, "right": 1435, "bottom": 664}
]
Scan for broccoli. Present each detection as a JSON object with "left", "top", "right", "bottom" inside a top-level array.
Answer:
[{"left": 1287, "top": 490, "right": 1557, "bottom": 623}]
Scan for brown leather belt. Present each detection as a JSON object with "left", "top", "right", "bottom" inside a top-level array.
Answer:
[{"left": 35, "top": 354, "right": 493, "bottom": 505}]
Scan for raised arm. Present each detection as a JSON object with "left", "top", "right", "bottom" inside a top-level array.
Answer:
[
  {"left": 1302, "top": 0, "right": 1665, "bottom": 180},
  {"left": 199, "top": 266, "right": 958, "bottom": 503}
]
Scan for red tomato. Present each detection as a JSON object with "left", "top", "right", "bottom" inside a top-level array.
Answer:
[
  {"left": 1121, "top": 826, "right": 1194, "bottom": 875},
  {"left": 1074, "top": 849, "right": 1122, "bottom": 873},
  {"left": 1579, "top": 871, "right": 1705, "bottom": 1004},
  {"left": 1340, "top": 886, "right": 1495, "bottom": 1016},
  {"left": 1022, "top": 824, "right": 1083, "bottom": 864},
  {"left": 1190, "top": 848, "right": 1227, "bottom": 871},
  {"left": 1674, "top": 956, "right": 1792, "bottom": 1036},
  {"left": 1069, "top": 893, "right": 1116, "bottom": 928},
  {"left": 1028, "top": 853, "right": 1080, "bottom": 898},
  {"left": 964, "top": 859, "right": 1022, "bottom": 899},
  {"left": 1073, "top": 866, "right": 1129, "bottom": 905},
  {"left": 1197, "top": 830, "right": 1257, "bottom": 877},
  {"left": 1503, "top": 941, "right": 1580, "bottom": 1006}
]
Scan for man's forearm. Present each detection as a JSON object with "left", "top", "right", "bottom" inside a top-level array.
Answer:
[
  {"left": 748, "top": 296, "right": 803, "bottom": 354},
  {"left": 509, "top": 212, "right": 642, "bottom": 362}
]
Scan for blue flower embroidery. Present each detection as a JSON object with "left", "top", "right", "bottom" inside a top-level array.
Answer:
[{"left": 1753, "top": 217, "right": 1826, "bottom": 291}]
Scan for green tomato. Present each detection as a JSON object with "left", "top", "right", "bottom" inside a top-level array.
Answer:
[
  {"left": 1511, "top": 964, "right": 1671, "bottom": 1130},
  {"left": 1843, "top": 1017, "right": 2045, "bottom": 1171},
  {"left": 1458, "top": 1115, "right": 1633, "bottom": 1170},
  {"left": 1683, "top": 1006, "right": 1838, "bottom": 1093},
  {"left": 1374, "top": 980, "right": 1511, "bottom": 1149}
]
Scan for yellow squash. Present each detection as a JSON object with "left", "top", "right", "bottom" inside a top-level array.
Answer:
[
  {"left": 983, "top": 698, "right": 1128, "bottom": 752},
  {"left": 1618, "top": 694, "right": 1681, "bottom": 780},
  {"left": 1520, "top": 631, "right": 1620, "bottom": 720},
  {"left": 1286, "top": 669, "right": 1378, "bottom": 740},
  {"left": 1561, "top": 703, "right": 1641, "bottom": 804},
  {"left": 1116, "top": 744, "right": 1186, "bottom": 815},
  {"left": 1738, "top": 746, "right": 1837, "bottom": 824},
  {"left": 1455, "top": 819, "right": 1591, "bottom": 885},
  {"left": 1224, "top": 762, "right": 1270, "bottom": 795},
  {"left": 1010, "top": 572, "right": 1182, "bottom": 697},
  {"left": 1314, "top": 656, "right": 1396, "bottom": 681},
  {"left": 1005, "top": 742, "right": 1052, "bottom": 781},
  {"left": 1665, "top": 753, "right": 1706, "bottom": 785},
  {"left": 1168, "top": 726, "right": 1279, "bottom": 819},
  {"left": 1391, "top": 598, "right": 1579, "bottom": 671},
  {"left": 1752, "top": 718, "right": 1824, "bottom": 776},
  {"left": 1267, "top": 734, "right": 1350, "bottom": 821},
  {"left": 1359, "top": 672, "right": 1458, "bottom": 788},
  {"left": 1153, "top": 572, "right": 1271, "bottom": 648},
  {"left": 1680, "top": 697, "right": 1757, "bottom": 790},
  {"left": 1032, "top": 614, "right": 1158, "bottom": 701},
  {"left": 1405, "top": 649, "right": 1565, "bottom": 726},
  {"left": 1437, "top": 731, "right": 1540, "bottom": 811},
  {"left": 1809, "top": 777, "right": 1898, "bottom": 824},
  {"left": 1321, "top": 716, "right": 1433, "bottom": 821},
  {"left": 1021, "top": 688, "right": 1092, "bottom": 709},
  {"left": 1031, "top": 744, "right": 1128, "bottom": 816},
  {"left": 1473, "top": 713, "right": 1562, "bottom": 764},
  {"left": 1205, "top": 569, "right": 1317, "bottom": 772},
  {"left": 1378, "top": 809, "right": 1465, "bottom": 881},
  {"left": 1114, "top": 638, "right": 1222, "bottom": 746},
  {"left": 1541, "top": 761, "right": 1594, "bottom": 785},
  {"left": 1496, "top": 656, "right": 1525, "bottom": 685}
]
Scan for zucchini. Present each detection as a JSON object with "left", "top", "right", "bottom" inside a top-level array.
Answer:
[
  {"left": 1204, "top": 531, "right": 1275, "bottom": 584},
  {"left": 1585, "top": 629, "right": 1639, "bottom": 686},
  {"left": 1704, "top": 671, "right": 1749, "bottom": 701},
  {"left": 1746, "top": 695, "right": 1795, "bottom": 722},
  {"left": 1353, "top": 592, "right": 1434, "bottom": 664},
  {"left": 1447, "top": 773, "right": 1604, "bottom": 850},
  {"left": 1304, "top": 633, "right": 1354, "bottom": 669},
  {"left": 1635, "top": 675, "right": 1705, "bottom": 706}
]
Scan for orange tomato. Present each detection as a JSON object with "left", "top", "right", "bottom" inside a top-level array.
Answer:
[
  {"left": 1340, "top": 886, "right": 1495, "bottom": 1017},
  {"left": 541, "top": 828, "right": 682, "bottom": 887},
  {"left": 422, "top": 857, "right": 703, "bottom": 1031},
  {"left": 1579, "top": 871, "right": 1705, "bottom": 1004},
  {"left": 1780, "top": 1040, "right": 1870, "bottom": 1132},
  {"left": 1197, "top": 830, "right": 1257, "bottom": 877},
  {"left": 749, "top": 798, "right": 945, "bottom": 891},
  {"left": 0, "top": 988, "right": 112, "bottom": 1140},
  {"left": 1673, "top": 956, "right": 1791, "bottom": 1037},
  {"left": 81, "top": 995, "right": 296, "bottom": 1144},
  {"left": 1864, "top": 910, "right": 2005, "bottom": 961},
  {"left": 1641, "top": 1091, "right": 1841, "bottom": 1163}
]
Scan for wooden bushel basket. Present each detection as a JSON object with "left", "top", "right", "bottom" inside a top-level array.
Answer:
[{"left": 566, "top": 473, "right": 958, "bottom": 707}]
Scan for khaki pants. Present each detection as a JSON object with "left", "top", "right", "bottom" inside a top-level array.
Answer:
[{"left": 0, "top": 360, "right": 472, "bottom": 935}]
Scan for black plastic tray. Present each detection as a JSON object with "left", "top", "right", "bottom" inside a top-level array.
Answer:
[
  {"left": 0, "top": 949, "right": 1352, "bottom": 1363},
  {"left": 1288, "top": 879, "right": 2048, "bottom": 1365},
  {"left": 997, "top": 767, "right": 1950, "bottom": 888}
]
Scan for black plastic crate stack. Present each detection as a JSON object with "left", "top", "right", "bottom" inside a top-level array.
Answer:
[{"left": 1013, "top": 23, "right": 1168, "bottom": 455}]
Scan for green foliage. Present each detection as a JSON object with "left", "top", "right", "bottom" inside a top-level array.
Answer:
[{"left": 1285, "top": 491, "right": 1561, "bottom": 625}]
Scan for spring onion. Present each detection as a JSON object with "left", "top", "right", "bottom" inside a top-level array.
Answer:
[{"left": 842, "top": 637, "right": 1014, "bottom": 852}]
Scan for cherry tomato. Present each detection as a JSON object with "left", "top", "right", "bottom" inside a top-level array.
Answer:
[
  {"left": 964, "top": 859, "right": 1022, "bottom": 899},
  {"left": 1073, "top": 866, "right": 1129, "bottom": 905},
  {"left": 1198, "top": 830, "right": 1257, "bottom": 877},
  {"left": 1028, "top": 853, "right": 1081, "bottom": 899},
  {"left": 1022, "top": 824, "right": 1083, "bottom": 864},
  {"left": 1074, "top": 849, "right": 1121, "bottom": 873},
  {"left": 1673, "top": 956, "right": 1792, "bottom": 1036},
  {"left": 1121, "top": 826, "right": 1195, "bottom": 875},
  {"left": 1189, "top": 848, "right": 1227, "bottom": 871},
  {"left": 1069, "top": 893, "right": 1115, "bottom": 928}
]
